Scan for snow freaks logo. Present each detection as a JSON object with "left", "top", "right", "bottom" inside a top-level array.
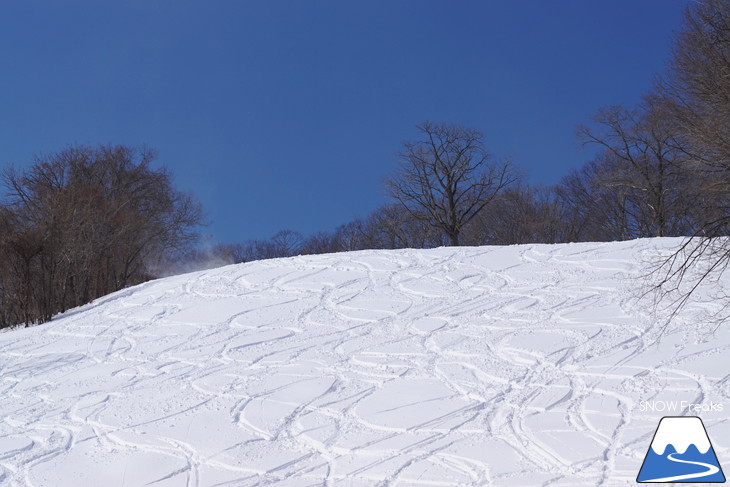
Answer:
[
  {"left": 636, "top": 416, "right": 726, "bottom": 483},
  {"left": 638, "top": 400, "right": 724, "bottom": 413}
]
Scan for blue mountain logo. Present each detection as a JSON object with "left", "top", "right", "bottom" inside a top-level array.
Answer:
[{"left": 637, "top": 416, "right": 725, "bottom": 483}]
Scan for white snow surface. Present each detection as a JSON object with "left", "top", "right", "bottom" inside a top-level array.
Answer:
[
  {"left": 0, "top": 238, "right": 728, "bottom": 486},
  {"left": 650, "top": 417, "right": 712, "bottom": 455}
]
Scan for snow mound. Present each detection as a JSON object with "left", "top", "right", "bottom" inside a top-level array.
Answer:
[{"left": 0, "top": 238, "right": 728, "bottom": 486}]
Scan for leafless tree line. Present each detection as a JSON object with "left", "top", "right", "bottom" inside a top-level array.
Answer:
[
  {"left": 175, "top": 1, "right": 730, "bottom": 337},
  {"left": 152, "top": 2, "right": 730, "bottom": 327},
  {"left": 4, "top": 2, "right": 726, "bottom": 329},
  {"left": 642, "top": 0, "right": 730, "bottom": 324},
  {"left": 0, "top": 145, "right": 202, "bottom": 328}
]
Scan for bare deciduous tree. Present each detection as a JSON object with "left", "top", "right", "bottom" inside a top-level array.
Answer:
[
  {"left": 556, "top": 159, "right": 635, "bottom": 241},
  {"left": 363, "top": 204, "right": 443, "bottom": 249},
  {"left": 463, "top": 185, "right": 568, "bottom": 245},
  {"left": 661, "top": 0, "right": 730, "bottom": 173},
  {"left": 646, "top": 0, "right": 730, "bottom": 328},
  {"left": 271, "top": 230, "right": 303, "bottom": 257},
  {"left": 0, "top": 145, "right": 202, "bottom": 327},
  {"left": 386, "top": 122, "right": 515, "bottom": 246},
  {"left": 577, "top": 100, "right": 697, "bottom": 239}
]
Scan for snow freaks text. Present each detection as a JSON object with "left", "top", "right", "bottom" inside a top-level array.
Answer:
[{"left": 638, "top": 401, "right": 724, "bottom": 413}]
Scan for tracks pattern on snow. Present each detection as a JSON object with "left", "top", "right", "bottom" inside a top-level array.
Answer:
[{"left": 0, "top": 240, "right": 728, "bottom": 486}]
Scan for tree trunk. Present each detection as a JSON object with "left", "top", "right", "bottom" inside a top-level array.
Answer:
[{"left": 448, "top": 231, "right": 460, "bottom": 246}]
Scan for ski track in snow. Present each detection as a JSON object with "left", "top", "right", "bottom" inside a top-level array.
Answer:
[{"left": 0, "top": 239, "right": 728, "bottom": 486}]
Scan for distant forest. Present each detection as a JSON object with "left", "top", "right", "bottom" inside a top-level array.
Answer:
[{"left": 2, "top": 0, "right": 729, "bottom": 328}]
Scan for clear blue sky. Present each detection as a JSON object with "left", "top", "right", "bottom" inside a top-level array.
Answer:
[{"left": 1, "top": 1, "right": 689, "bottom": 244}]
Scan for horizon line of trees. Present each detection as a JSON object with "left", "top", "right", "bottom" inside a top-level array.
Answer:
[
  {"left": 2, "top": 0, "right": 728, "bottom": 329},
  {"left": 200, "top": 0, "right": 730, "bottom": 270}
]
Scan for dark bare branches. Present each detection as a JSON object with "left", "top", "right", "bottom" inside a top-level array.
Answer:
[
  {"left": 386, "top": 122, "right": 516, "bottom": 246},
  {"left": 0, "top": 145, "right": 202, "bottom": 328},
  {"left": 576, "top": 99, "right": 698, "bottom": 239}
]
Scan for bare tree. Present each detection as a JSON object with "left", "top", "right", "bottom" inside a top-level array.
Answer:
[
  {"left": 300, "top": 231, "right": 341, "bottom": 255},
  {"left": 556, "top": 159, "right": 637, "bottom": 241},
  {"left": 386, "top": 122, "right": 515, "bottom": 246},
  {"left": 662, "top": 0, "right": 730, "bottom": 238},
  {"left": 271, "top": 230, "right": 303, "bottom": 257},
  {"left": 577, "top": 100, "right": 697, "bottom": 238},
  {"left": 464, "top": 184, "right": 568, "bottom": 245},
  {"left": 363, "top": 204, "right": 443, "bottom": 249},
  {"left": 646, "top": 0, "right": 730, "bottom": 327},
  {"left": 0, "top": 145, "right": 202, "bottom": 327},
  {"left": 298, "top": 205, "right": 444, "bottom": 255},
  {"left": 660, "top": 0, "right": 730, "bottom": 173}
]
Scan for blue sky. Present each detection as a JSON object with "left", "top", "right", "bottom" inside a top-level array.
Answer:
[{"left": 1, "top": 1, "right": 688, "bottom": 244}]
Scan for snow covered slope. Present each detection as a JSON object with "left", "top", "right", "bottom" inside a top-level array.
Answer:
[{"left": 0, "top": 239, "right": 728, "bottom": 486}]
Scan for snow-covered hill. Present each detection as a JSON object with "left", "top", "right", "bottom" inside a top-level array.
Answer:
[{"left": 0, "top": 239, "right": 728, "bottom": 486}]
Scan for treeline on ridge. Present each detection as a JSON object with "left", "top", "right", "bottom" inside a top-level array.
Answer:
[
  {"left": 205, "top": 0, "right": 730, "bottom": 267},
  {"left": 2, "top": 0, "right": 729, "bottom": 328},
  {"left": 0, "top": 146, "right": 202, "bottom": 328}
]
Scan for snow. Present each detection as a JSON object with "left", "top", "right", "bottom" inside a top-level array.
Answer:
[
  {"left": 650, "top": 417, "right": 712, "bottom": 455},
  {"left": 0, "top": 238, "right": 728, "bottom": 486}
]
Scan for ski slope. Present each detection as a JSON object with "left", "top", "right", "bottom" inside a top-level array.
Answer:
[{"left": 0, "top": 238, "right": 728, "bottom": 486}]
